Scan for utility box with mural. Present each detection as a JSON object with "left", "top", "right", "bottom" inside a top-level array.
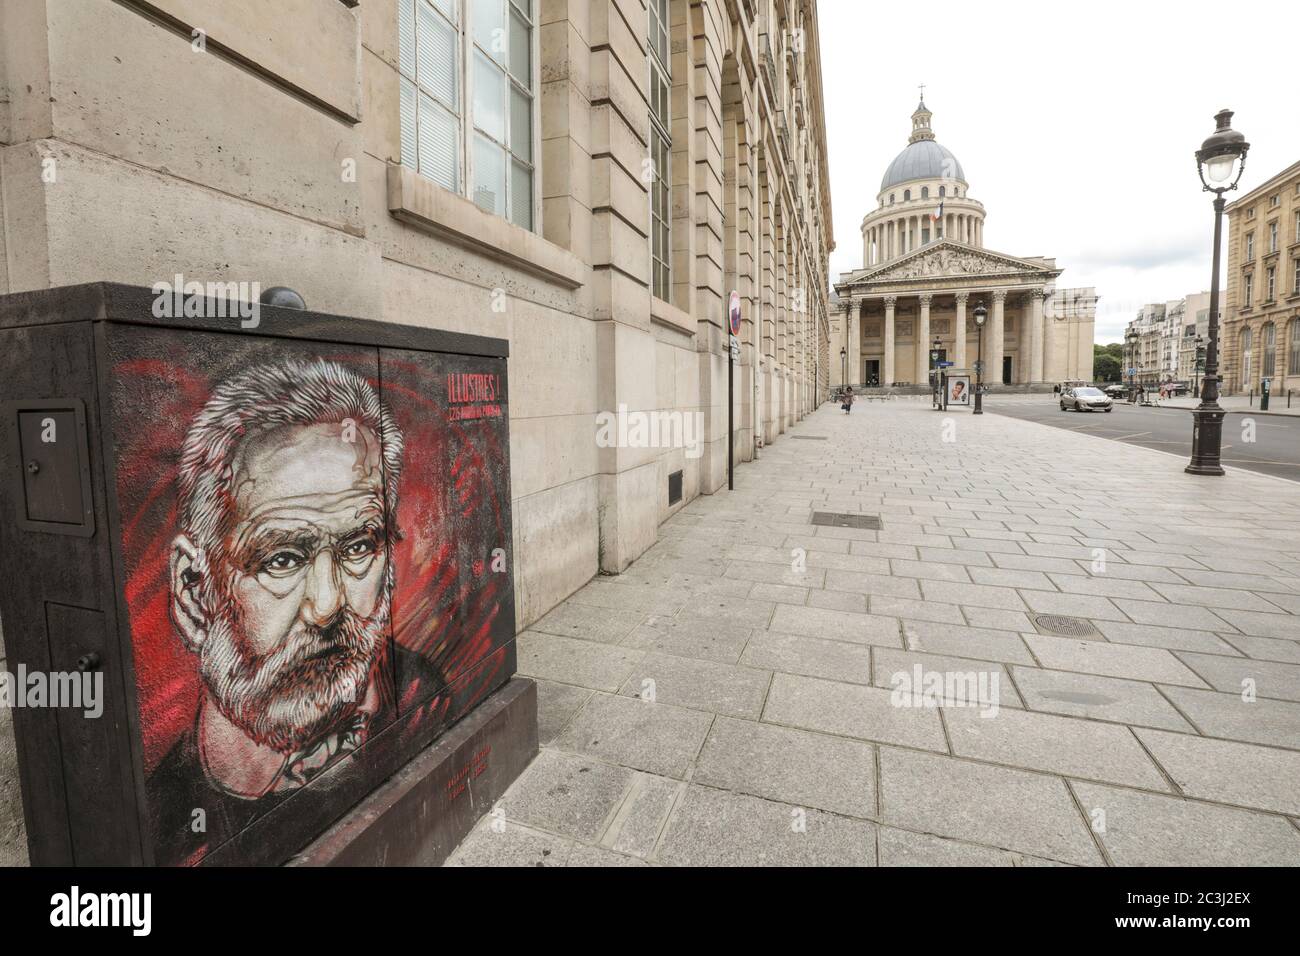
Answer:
[{"left": 0, "top": 283, "right": 536, "bottom": 866}]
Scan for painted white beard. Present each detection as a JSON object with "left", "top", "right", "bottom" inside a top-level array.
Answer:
[{"left": 198, "top": 576, "right": 392, "bottom": 754}]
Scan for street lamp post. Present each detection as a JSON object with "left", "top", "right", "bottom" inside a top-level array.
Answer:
[
  {"left": 973, "top": 302, "right": 987, "bottom": 415},
  {"left": 1187, "top": 109, "right": 1250, "bottom": 476},
  {"left": 840, "top": 346, "right": 847, "bottom": 390},
  {"left": 1194, "top": 334, "right": 1204, "bottom": 398},
  {"left": 930, "top": 336, "right": 942, "bottom": 407}
]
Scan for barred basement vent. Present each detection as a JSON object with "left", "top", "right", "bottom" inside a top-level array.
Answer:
[
  {"left": 1031, "top": 614, "right": 1100, "bottom": 638},
  {"left": 668, "top": 470, "right": 683, "bottom": 506},
  {"left": 811, "top": 512, "right": 883, "bottom": 530}
]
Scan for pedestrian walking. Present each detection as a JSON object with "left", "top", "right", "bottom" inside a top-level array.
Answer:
[{"left": 842, "top": 387, "right": 855, "bottom": 414}]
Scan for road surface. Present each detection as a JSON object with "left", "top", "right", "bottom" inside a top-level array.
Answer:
[{"left": 988, "top": 398, "right": 1300, "bottom": 482}]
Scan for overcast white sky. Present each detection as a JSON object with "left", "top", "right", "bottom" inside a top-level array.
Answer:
[{"left": 818, "top": 0, "right": 1300, "bottom": 343}]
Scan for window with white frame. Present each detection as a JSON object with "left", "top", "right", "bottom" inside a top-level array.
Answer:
[
  {"left": 648, "top": 0, "right": 672, "bottom": 301},
  {"left": 1270, "top": 221, "right": 1278, "bottom": 253},
  {"left": 398, "top": 0, "right": 536, "bottom": 230},
  {"left": 1246, "top": 232, "right": 1254, "bottom": 261},
  {"left": 1294, "top": 257, "right": 1300, "bottom": 294},
  {"left": 1267, "top": 266, "right": 1276, "bottom": 301},
  {"left": 1244, "top": 272, "right": 1253, "bottom": 307}
]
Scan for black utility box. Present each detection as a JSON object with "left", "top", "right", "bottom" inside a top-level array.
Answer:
[{"left": 0, "top": 283, "right": 521, "bottom": 865}]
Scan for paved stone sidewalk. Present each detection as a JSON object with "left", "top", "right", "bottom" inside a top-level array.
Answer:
[{"left": 448, "top": 399, "right": 1300, "bottom": 867}]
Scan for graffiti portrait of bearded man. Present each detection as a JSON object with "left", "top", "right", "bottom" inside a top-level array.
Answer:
[{"left": 147, "top": 357, "right": 439, "bottom": 864}]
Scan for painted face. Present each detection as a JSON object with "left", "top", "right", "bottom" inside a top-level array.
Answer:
[{"left": 199, "top": 422, "right": 392, "bottom": 754}]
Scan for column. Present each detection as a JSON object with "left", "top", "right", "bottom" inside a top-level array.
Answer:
[
  {"left": 1028, "top": 288, "right": 1045, "bottom": 383},
  {"left": 991, "top": 290, "right": 1006, "bottom": 386},
  {"left": 916, "top": 293, "right": 932, "bottom": 384},
  {"left": 883, "top": 296, "right": 897, "bottom": 386},
  {"left": 848, "top": 300, "right": 862, "bottom": 387},
  {"left": 1043, "top": 291, "right": 1059, "bottom": 382},
  {"left": 954, "top": 292, "right": 968, "bottom": 367}
]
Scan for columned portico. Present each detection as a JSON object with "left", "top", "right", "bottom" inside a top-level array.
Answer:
[{"left": 833, "top": 241, "right": 1094, "bottom": 388}]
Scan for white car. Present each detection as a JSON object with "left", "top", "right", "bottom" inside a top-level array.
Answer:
[{"left": 1061, "top": 386, "right": 1114, "bottom": 412}]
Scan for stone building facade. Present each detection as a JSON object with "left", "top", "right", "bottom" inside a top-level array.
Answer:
[
  {"left": 1222, "top": 160, "right": 1300, "bottom": 396},
  {"left": 831, "top": 101, "right": 1094, "bottom": 389},
  {"left": 1122, "top": 292, "right": 1211, "bottom": 390},
  {"left": 0, "top": 0, "right": 833, "bottom": 865}
]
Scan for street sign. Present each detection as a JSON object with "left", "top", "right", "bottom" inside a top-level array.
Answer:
[
  {"left": 728, "top": 290, "right": 742, "bottom": 336},
  {"left": 729, "top": 334, "right": 740, "bottom": 357},
  {"left": 1127, "top": 368, "right": 1136, "bottom": 376},
  {"left": 937, "top": 361, "right": 954, "bottom": 368}
]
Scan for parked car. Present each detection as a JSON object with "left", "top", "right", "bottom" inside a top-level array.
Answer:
[
  {"left": 1061, "top": 386, "right": 1114, "bottom": 412},
  {"left": 1103, "top": 384, "right": 1129, "bottom": 399}
]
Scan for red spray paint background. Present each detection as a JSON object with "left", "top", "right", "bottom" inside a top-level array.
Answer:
[{"left": 110, "top": 343, "right": 512, "bottom": 775}]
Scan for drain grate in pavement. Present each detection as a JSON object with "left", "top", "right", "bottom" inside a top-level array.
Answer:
[
  {"left": 811, "top": 511, "right": 883, "bottom": 530},
  {"left": 1031, "top": 614, "right": 1100, "bottom": 638},
  {"left": 791, "top": 435, "right": 829, "bottom": 441}
]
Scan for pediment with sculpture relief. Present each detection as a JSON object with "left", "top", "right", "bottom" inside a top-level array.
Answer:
[{"left": 852, "top": 242, "right": 1057, "bottom": 284}]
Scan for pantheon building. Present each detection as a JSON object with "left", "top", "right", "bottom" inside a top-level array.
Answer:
[{"left": 832, "top": 100, "right": 1096, "bottom": 389}]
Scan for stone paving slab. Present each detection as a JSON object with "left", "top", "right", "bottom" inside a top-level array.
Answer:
[
  {"left": 693, "top": 716, "right": 876, "bottom": 818},
  {"left": 878, "top": 747, "right": 1103, "bottom": 866},
  {"left": 1009, "top": 667, "right": 1195, "bottom": 732},
  {"left": 616, "top": 652, "right": 771, "bottom": 718},
  {"left": 763, "top": 672, "right": 948, "bottom": 751},
  {"left": 450, "top": 401, "right": 1300, "bottom": 866},
  {"left": 1070, "top": 781, "right": 1300, "bottom": 866},
  {"left": 656, "top": 785, "right": 876, "bottom": 867}
]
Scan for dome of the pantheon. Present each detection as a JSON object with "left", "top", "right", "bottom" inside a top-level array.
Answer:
[
  {"left": 879, "top": 100, "right": 965, "bottom": 191},
  {"left": 880, "top": 140, "right": 965, "bottom": 191}
]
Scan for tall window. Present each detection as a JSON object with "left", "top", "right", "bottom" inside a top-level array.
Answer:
[
  {"left": 1246, "top": 232, "right": 1254, "bottom": 261},
  {"left": 1244, "top": 273, "right": 1253, "bottom": 307},
  {"left": 1288, "top": 318, "right": 1300, "bottom": 375},
  {"left": 921, "top": 186, "right": 929, "bottom": 199},
  {"left": 1262, "top": 322, "right": 1276, "bottom": 377},
  {"left": 1294, "top": 257, "right": 1300, "bottom": 294},
  {"left": 1240, "top": 327, "right": 1253, "bottom": 385},
  {"left": 648, "top": 0, "right": 671, "bottom": 301},
  {"left": 399, "top": 0, "right": 536, "bottom": 230},
  {"left": 1267, "top": 266, "right": 1276, "bottom": 301},
  {"left": 1270, "top": 221, "right": 1279, "bottom": 253}
]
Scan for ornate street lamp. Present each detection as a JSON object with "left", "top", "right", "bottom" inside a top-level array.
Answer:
[
  {"left": 1187, "top": 109, "right": 1249, "bottom": 476},
  {"left": 973, "top": 301, "right": 987, "bottom": 414},
  {"left": 840, "top": 346, "right": 847, "bottom": 389}
]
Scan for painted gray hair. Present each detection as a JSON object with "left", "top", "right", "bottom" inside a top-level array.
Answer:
[{"left": 176, "top": 358, "right": 404, "bottom": 562}]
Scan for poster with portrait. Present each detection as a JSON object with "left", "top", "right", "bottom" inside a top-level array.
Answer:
[
  {"left": 106, "top": 324, "right": 514, "bottom": 865},
  {"left": 947, "top": 375, "right": 971, "bottom": 407}
]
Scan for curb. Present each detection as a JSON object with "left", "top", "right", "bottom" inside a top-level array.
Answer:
[{"left": 1146, "top": 404, "right": 1300, "bottom": 419}]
